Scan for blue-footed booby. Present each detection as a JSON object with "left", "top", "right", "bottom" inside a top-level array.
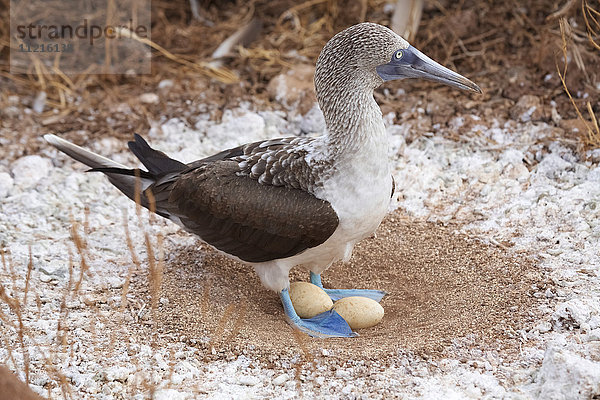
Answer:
[{"left": 45, "top": 23, "right": 480, "bottom": 338}]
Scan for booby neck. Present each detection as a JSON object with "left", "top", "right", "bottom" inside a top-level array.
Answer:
[
  {"left": 313, "top": 27, "right": 389, "bottom": 158},
  {"left": 317, "top": 86, "right": 385, "bottom": 156}
]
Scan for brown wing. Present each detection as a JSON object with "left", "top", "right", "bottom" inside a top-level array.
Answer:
[{"left": 149, "top": 160, "right": 339, "bottom": 263}]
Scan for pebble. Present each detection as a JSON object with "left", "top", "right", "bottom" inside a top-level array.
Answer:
[
  {"left": 33, "top": 91, "right": 47, "bottom": 113},
  {"left": 106, "top": 276, "right": 124, "bottom": 289},
  {"left": 2, "top": 106, "right": 20, "bottom": 118},
  {"left": 585, "top": 328, "right": 600, "bottom": 342},
  {"left": 39, "top": 274, "right": 54, "bottom": 283},
  {"left": 39, "top": 260, "right": 67, "bottom": 278},
  {"left": 11, "top": 155, "right": 52, "bottom": 189},
  {"left": 139, "top": 93, "right": 159, "bottom": 104},
  {"left": 272, "top": 373, "right": 289, "bottom": 386},
  {"left": 158, "top": 79, "right": 174, "bottom": 90},
  {"left": 238, "top": 375, "right": 259, "bottom": 386},
  {"left": 535, "top": 321, "right": 553, "bottom": 333},
  {"left": 102, "top": 366, "right": 133, "bottom": 382},
  {"left": 299, "top": 104, "right": 326, "bottom": 134}
]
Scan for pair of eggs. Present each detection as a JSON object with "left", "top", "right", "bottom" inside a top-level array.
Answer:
[{"left": 288, "top": 282, "right": 384, "bottom": 330}]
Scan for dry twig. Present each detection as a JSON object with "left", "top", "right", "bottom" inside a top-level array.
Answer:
[{"left": 556, "top": 18, "right": 600, "bottom": 148}]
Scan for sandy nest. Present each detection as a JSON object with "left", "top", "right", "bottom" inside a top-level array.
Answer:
[{"left": 142, "top": 212, "right": 542, "bottom": 362}]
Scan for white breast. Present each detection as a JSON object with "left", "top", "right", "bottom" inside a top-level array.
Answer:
[
  {"left": 291, "top": 119, "right": 392, "bottom": 271},
  {"left": 320, "top": 121, "right": 391, "bottom": 251},
  {"left": 252, "top": 102, "right": 392, "bottom": 292}
]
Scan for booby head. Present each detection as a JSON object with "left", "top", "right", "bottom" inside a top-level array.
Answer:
[{"left": 315, "top": 22, "right": 481, "bottom": 96}]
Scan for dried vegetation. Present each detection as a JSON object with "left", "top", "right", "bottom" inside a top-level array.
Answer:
[
  {"left": 0, "top": 0, "right": 598, "bottom": 155},
  {"left": 0, "top": 178, "right": 171, "bottom": 396}
]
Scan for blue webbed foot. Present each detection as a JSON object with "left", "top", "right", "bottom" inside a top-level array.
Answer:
[
  {"left": 322, "top": 288, "right": 386, "bottom": 302},
  {"left": 310, "top": 272, "right": 387, "bottom": 302},
  {"left": 280, "top": 289, "right": 357, "bottom": 338}
]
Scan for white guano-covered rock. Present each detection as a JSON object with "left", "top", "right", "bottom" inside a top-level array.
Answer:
[
  {"left": 11, "top": 155, "right": 52, "bottom": 189},
  {"left": 0, "top": 172, "right": 14, "bottom": 198}
]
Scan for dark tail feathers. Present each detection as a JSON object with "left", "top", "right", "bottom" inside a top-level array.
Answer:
[{"left": 128, "top": 134, "right": 187, "bottom": 176}]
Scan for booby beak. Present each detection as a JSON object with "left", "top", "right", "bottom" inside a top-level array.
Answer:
[{"left": 376, "top": 45, "right": 482, "bottom": 94}]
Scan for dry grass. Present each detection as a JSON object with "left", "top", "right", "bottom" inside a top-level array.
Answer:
[
  {"left": 557, "top": 16, "right": 600, "bottom": 148},
  {"left": 1, "top": 0, "right": 599, "bottom": 153},
  {"left": 0, "top": 185, "right": 185, "bottom": 397},
  {"left": 1, "top": 244, "right": 76, "bottom": 398},
  {"left": 554, "top": 1, "right": 600, "bottom": 149}
]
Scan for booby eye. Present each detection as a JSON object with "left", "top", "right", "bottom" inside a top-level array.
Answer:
[{"left": 394, "top": 50, "right": 403, "bottom": 60}]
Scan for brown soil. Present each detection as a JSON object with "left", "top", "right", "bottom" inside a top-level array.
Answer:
[{"left": 150, "top": 211, "right": 543, "bottom": 362}]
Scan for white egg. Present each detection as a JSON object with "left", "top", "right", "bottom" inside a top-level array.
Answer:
[
  {"left": 289, "top": 282, "right": 333, "bottom": 318},
  {"left": 332, "top": 296, "right": 384, "bottom": 329}
]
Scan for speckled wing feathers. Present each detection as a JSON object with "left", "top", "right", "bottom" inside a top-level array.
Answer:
[
  {"left": 230, "top": 137, "right": 330, "bottom": 191},
  {"left": 145, "top": 137, "right": 339, "bottom": 263}
]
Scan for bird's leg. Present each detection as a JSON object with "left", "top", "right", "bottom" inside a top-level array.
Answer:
[
  {"left": 309, "top": 271, "right": 323, "bottom": 287},
  {"left": 310, "top": 272, "right": 386, "bottom": 302},
  {"left": 279, "top": 288, "right": 357, "bottom": 338}
]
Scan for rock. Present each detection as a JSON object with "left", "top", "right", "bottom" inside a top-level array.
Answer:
[
  {"left": 139, "top": 93, "right": 159, "bottom": 104},
  {"left": 531, "top": 346, "right": 600, "bottom": 399},
  {"left": 33, "top": 91, "right": 46, "bottom": 114},
  {"left": 109, "top": 102, "right": 132, "bottom": 114},
  {"left": 158, "top": 79, "right": 174, "bottom": 90},
  {"left": 535, "top": 321, "right": 552, "bottom": 333},
  {"left": 554, "top": 298, "right": 598, "bottom": 328},
  {"left": 102, "top": 366, "right": 133, "bottom": 383},
  {"left": 503, "top": 162, "right": 529, "bottom": 181},
  {"left": 289, "top": 282, "right": 333, "bottom": 319},
  {"left": 106, "top": 276, "right": 124, "bottom": 289},
  {"left": 39, "top": 260, "right": 67, "bottom": 278},
  {"left": 273, "top": 373, "right": 289, "bottom": 386},
  {"left": 11, "top": 155, "right": 51, "bottom": 189},
  {"left": 267, "top": 65, "right": 316, "bottom": 113},
  {"left": 238, "top": 375, "right": 259, "bottom": 386},
  {"left": 510, "top": 95, "right": 544, "bottom": 122},
  {"left": 0, "top": 172, "right": 14, "bottom": 198},
  {"left": 585, "top": 328, "right": 600, "bottom": 342},
  {"left": 332, "top": 296, "right": 384, "bottom": 330}
]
